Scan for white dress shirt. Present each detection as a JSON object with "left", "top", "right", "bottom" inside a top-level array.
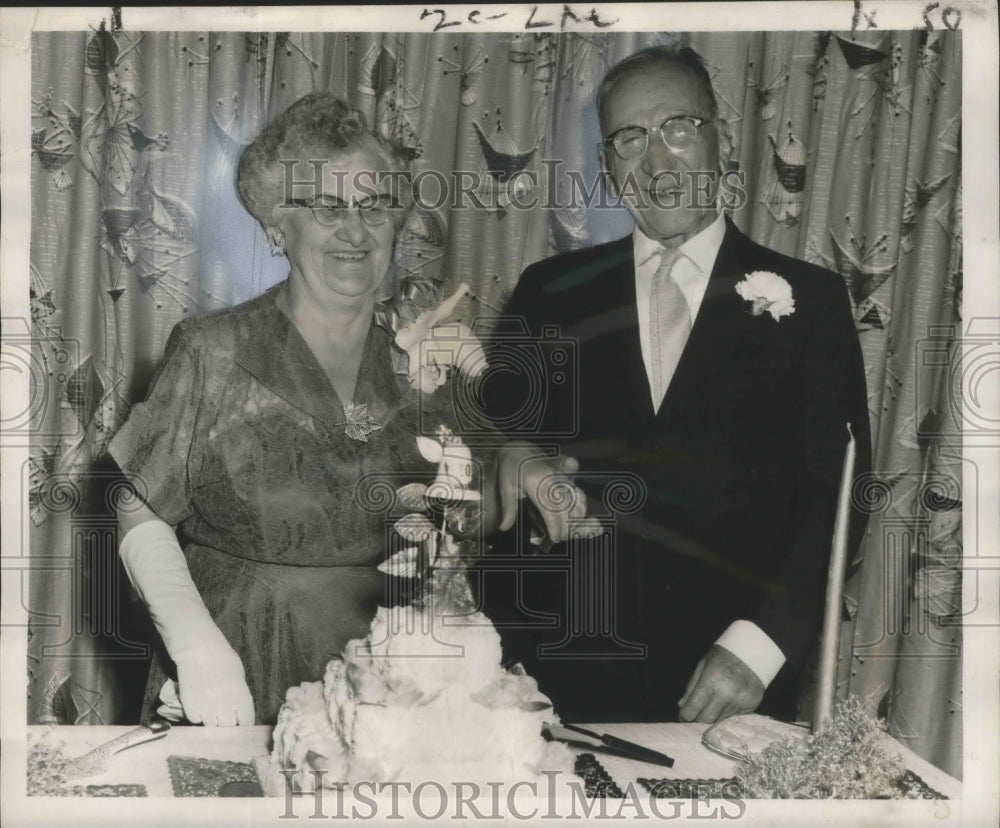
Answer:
[
  {"left": 634, "top": 213, "right": 725, "bottom": 409},
  {"left": 632, "top": 213, "right": 787, "bottom": 689}
]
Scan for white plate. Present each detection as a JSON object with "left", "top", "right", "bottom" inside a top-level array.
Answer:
[{"left": 702, "top": 714, "right": 810, "bottom": 761}]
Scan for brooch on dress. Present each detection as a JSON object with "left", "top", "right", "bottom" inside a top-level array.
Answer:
[{"left": 337, "top": 402, "right": 382, "bottom": 443}]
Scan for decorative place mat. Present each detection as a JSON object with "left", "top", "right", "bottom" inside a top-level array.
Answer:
[
  {"left": 897, "top": 769, "right": 948, "bottom": 800},
  {"left": 167, "top": 755, "right": 260, "bottom": 797},
  {"left": 636, "top": 771, "right": 947, "bottom": 800},
  {"left": 574, "top": 753, "right": 623, "bottom": 798},
  {"left": 59, "top": 784, "right": 147, "bottom": 797},
  {"left": 637, "top": 777, "right": 741, "bottom": 799}
]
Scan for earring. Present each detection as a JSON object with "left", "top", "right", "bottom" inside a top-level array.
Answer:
[{"left": 269, "top": 230, "right": 285, "bottom": 257}]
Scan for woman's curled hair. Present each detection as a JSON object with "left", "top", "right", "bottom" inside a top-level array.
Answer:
[{"left": 236, "top": 94, "right": 413, "bottom": 231}]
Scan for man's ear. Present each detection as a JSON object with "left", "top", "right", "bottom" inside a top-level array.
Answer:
[
  {"left": 716, "top": 117, "right": 735, "bottom": 172},
  {"left": 598, "top": 144, "right": 619, "bottom": 199}
]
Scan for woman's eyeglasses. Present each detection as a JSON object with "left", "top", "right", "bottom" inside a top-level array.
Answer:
[
  {"left": 289, "top": 195, "right": 400, "bottom": 227},
  {"left": 603, "top": 115, "right": 707, "bottom": 161}
]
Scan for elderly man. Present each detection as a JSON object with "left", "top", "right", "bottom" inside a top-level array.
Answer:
[{"left": 483, "top": 44, "right": 871, "bottom": 724}]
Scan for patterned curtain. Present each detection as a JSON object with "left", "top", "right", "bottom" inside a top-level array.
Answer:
[{"left": 27, "top": 29, "right": 961, "bottom": 776}]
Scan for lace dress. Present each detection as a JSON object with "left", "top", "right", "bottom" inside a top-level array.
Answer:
[{"left": 109, "top": 286, "right": 472, "bottom": 723}]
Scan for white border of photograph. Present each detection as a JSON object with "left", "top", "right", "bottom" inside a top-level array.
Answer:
[{"left": 1, "top": 3, "right": 997, "bottom": 826}]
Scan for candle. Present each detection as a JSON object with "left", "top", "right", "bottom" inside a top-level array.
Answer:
[{"left": 813, "top": 423, "right": 857, "bottom": 733}]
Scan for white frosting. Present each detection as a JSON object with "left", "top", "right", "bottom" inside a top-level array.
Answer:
[
  {"left": 272, "top": 605, "right": 566, "bottom": 791},
  {"left": 353, "top": 606, "right": 504, "bottom": 700}
]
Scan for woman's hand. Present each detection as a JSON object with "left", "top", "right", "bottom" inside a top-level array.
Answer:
[
  {"left": 174, "top": 634, "right": 255, "bottom": 726},
  {"left": 117, "top": 499, "right": 256, "bottom": 726},
  {"left": 496, "top": 442, "right": 587, "bottom": 544}
]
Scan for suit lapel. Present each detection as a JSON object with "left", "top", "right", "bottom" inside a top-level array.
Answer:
[
  {"left": 654, "top": 218, "right": 753, "bottom": 423},
  {"left": 620, "top": 267, "right": 662, "bottom": 424},
  {"left": 603, "top": 241, "right": 656, "bottom": 421},
  {"left": 562, "top": 238, "right": 655, "bottom": 428}
]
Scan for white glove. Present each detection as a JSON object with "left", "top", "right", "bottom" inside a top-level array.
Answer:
[
  {"left": 119, "top": 520, "right": 255, "bottom": 726},
  {"left": 155, "top": 679, "right": 185, "bottom": 722}
]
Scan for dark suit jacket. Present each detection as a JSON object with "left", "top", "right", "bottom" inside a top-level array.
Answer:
[{"left": 479, "top": 217, "right": 871, "bottom": 722}]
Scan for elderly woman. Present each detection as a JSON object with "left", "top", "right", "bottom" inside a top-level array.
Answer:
[
  {"left": 111, "top": 94, "right": 579, "bottom": 727},
  {"left": 109, "top": 93, "right": 423, "bottom": 727}
]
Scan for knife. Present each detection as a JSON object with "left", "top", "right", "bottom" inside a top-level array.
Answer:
[
  {"left": 63, "top": 721, "right": 171, "bottom": 779},
  {"left": 545, "top": 723, "right": 675, "bottom": 768}
]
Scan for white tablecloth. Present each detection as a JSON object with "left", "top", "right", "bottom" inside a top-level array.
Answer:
[{"left": 27, "top": 721, "right": 961, "bottom": 800}]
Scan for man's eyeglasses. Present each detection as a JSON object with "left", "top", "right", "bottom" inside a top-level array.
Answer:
[
  {"left": 288, "top": 194, "right": 400, "bottom": 227},
  {"left": 603, "top": 116, "right": 707, "bottom": 161}
]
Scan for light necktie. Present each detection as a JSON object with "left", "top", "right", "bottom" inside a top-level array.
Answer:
[{"left": 649, "top": 246, "right": 691, "bottom": 410}]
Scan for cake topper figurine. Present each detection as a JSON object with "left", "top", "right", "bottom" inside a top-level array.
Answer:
[{"left": 380, "top": 427, "right": 484, "bottom": 612}]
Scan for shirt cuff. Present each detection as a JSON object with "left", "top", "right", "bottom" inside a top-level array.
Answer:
[{"left": 715, "top": 620, "right": 786, "bottom": 688}]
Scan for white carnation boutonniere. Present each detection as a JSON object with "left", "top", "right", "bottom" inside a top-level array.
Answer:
[
  {"left": 394, "top": 283, "right": 489, "bottom": 393},
  {"left": 735, "top": 271, "right": 795, "bottom": 321}
]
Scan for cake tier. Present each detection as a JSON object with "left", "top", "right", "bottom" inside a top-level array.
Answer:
[{"left": 272, "top": 605, "right": 562, "bottom": 792}]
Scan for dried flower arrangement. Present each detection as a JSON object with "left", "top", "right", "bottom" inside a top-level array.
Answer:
[
  {"left": 737, "top": 696, "right": 920, "bottom": 799},
  {"left": 26, "top": 730, "right": 149, "bottom": 797},
  {"left": 26, "top": 731, "right": 74, "bottom": 796}
]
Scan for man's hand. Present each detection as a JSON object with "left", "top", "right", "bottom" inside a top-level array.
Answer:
[
  {"left": 678, "top": 645, "right": 764, "bottom": 723},
  {"left": 497, "top": 443, "right": 585, "bottom": 543}
]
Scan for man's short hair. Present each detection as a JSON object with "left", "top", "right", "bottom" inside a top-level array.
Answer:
[{"left": 597, "top": 44, "right": 719, "bottom": 128}]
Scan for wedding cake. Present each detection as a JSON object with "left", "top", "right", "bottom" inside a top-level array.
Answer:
[
  {"left": 270, "top": 603, "right": 574, "bottom": 792},
  {"left": 270, "top": 424, "right": 575, "bottom": 794}
]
